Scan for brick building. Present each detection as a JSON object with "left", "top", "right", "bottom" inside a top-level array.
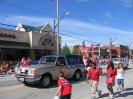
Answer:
[{"left": 102, "top": 45, "right": 129, "bottom": 58}]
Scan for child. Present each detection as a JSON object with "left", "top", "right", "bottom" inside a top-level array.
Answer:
[
  {"left": 106, "top": 61, "right": 117, "bottom": 99},
  {"left": 86, "top": 62, "right": 104, "bottom": 99},
  {"left": 55, "top": 71, "right": 72, "bottom": 99},
  {"left": 116, "top": 63, "right": 125, "bottom": 91},
  {"left": 0, "top": 65, "right": 3, "bottom": 74}
]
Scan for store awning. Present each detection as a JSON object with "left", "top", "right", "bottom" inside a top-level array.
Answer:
[{"left": 0, "top": 40, "right": 30, "bottom": 47}]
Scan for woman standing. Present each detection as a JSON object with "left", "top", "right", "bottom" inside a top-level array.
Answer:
[
  {"left": 116, "top": 63, "right": 125, "bottom": 91},
  {"left": 106, "top": 61, "right": 117, "bottom": 99}
]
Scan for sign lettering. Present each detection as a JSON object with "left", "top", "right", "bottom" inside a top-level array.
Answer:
[{"left": 0, "top": 33, "right": 17, "bottom": 38}]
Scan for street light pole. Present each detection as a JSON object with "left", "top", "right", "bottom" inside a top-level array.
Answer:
[
  {"left": 109, "top": 36, "right": 112, "bottom": 59},
  {"left": 53, "top": 20, "right": 56, "bottom": 52},
  {"left": 56, "top": 0, "right": 59, "bottom": 54},
  {"left": 109, "top": 36, "right": 119, "bottom": 59}
]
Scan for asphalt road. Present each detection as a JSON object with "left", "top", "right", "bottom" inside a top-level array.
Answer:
[{"left": 0, "top": 63, "right": 133, "bottom": 99}]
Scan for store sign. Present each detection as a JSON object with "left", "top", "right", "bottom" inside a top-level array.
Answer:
[{"left": 0, "top": 33, "right": 17, "bottom": 38}]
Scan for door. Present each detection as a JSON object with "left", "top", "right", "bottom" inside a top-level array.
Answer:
[{"left": 54, "top": 57, "right": 69, "bottom": 79}]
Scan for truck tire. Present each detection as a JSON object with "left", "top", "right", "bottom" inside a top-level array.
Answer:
[
  {"left": 125, "top": 64, "right": 128, "bottom": 69},
  {"left": 39, "top": 75, "right": 51, "bottom": 88},
  {"left": 73, "top": 70, "right": 81, "bottom": 81}
]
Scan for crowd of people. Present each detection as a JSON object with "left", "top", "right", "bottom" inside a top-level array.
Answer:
[
  {"left": 0, "top": 56, "right": 32, "bottom": 75},
  {"left": 54, "top": 57, "right": 125, "bottom": 99}
]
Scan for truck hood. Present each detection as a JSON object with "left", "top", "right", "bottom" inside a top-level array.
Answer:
[{"left": 19, "top": 64, "right": 54, "bottom": 70}]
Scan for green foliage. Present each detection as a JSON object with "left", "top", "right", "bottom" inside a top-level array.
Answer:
[
  {"left": 72, "top": 45, "right": 83, "bottom": 55},
  {"left": 72, "top": 46, "right": 78, "bottom": 55},
  {"left": 61, "top": 45, "right": 71, "bottom": 54},
  {"left": 51, "top": 50, "right": 57, "bottom": 55}
]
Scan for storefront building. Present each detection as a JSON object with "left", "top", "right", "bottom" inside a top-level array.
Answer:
[{"left": 0, "top": 23, "right": 61, "bottom": 63}]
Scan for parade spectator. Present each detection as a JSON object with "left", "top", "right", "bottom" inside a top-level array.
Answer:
[
  {"left": 27, "top": 57, "right": 32, "bottom": 65},
  {"left": 23, "top": 58, "right": 28, "bottom": 66},
  {"left": 82, "top": 53, "right": 87, "bottom": 69},
  {"left": 55, "top": 71, "right": 72, "bottom": 99},
  {"left": 86, "top": 62, "right": 104, "bottom": 99},
  {"left": 0, "top": 64, "right": 3, "bottom": 74},
  {"left": 21, "top": 56, "right": 25, "bottom": 64},
  {"left": 16, "top": 62, "right": 20, "bottom": 69},
  {"left": 117, "top": 63, "right": 125, "bottom": 91},
  {"left": 106, "top": 61, "right": 117, "bottom": 99},
  {"left": 8, "top": 61, "right": 15, "bottom": 72}
]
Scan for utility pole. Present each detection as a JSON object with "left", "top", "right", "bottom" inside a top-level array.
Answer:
[
  {"left": 53, "top": 20, "right": 56, "bottom": 52},
  {"left": 56, "top": 0, "right": 59, "bottom": 54},
  {"left": 129, "top": 38, "right": 132, "bottom": 59},
  {"left": 109, "top": 36, "right": 112, "bottom": 59}
]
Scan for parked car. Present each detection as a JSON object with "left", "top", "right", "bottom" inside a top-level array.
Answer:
[
  {"left": 112, "top": 58, "right": 129, "bottom": 69},
  {"left": 15, "top": 54, "right": 85, "bottom": 88}
]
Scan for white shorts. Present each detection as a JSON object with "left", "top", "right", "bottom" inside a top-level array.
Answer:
[{"left": 83, "top": 59, "right": 87, "bottom": 65}]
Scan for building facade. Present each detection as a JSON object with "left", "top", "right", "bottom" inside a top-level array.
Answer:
[
  {"left": 0, "top": 23, "right": 61, "bottom": 63},
  {"left": 102, "top": 45, "right": 129, "bottom": 58}
]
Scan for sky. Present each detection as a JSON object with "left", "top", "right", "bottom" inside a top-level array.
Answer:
[{"left": 0, "top": 0, "right": 133, "bottom": 48}]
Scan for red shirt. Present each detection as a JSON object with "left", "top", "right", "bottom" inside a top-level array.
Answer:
[
  {"left": 87, "top": 68, "right": 103, "bottom": 82},
  {"left": 107, "top": 67, "right": 117, "bottom": 81},
  {"left": 58, "top": 78, "right": 72, "bottom": 96},
  {"left": 23, "top": 60, "right": 28, "bottom": 66},
  {"left": 83, "top": 54, "right": 87, "bottom": 60}
]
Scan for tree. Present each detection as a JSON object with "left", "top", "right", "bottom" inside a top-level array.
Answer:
[
  {"left": 61, "top": 45, "right": 71, "bottom": 54},
  {"left": 51, "top": 50, "right": 57, "bottom": 55},
  {"left": 72, "top": 46, "right": 78, "bottom": 55},
  {"left": 72, "top": 45, "right": 83, "bottom": 55}
]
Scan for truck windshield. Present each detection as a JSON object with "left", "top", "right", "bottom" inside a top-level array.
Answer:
[{"left": 38, "top": 57, "right": 57, "bottom": 65}]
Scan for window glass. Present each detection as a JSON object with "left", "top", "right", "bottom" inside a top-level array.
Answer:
[
  {"left": 42, "top": 38, "right": 54, "bottom": 46},
  {"left": 56, "top": 57, "right": 66, "bottom": 66},
  {"left": 50, "top": 42, "right": 54, "bottom": 46},
  {"left": 2, "top": 49, "right": 29, "bottom": 60}
]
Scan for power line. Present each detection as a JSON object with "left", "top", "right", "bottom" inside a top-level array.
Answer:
[
  {"left": 0, "top": 1, "right": 107, "bottom": 37},
  {"left": 52, "top": 0, "right": 108, "bottom": 36},
  {"left": 0, "top": 1, "right": 121, "bottom": 39},
  {"left": 0, "top": 22, "right": 101, "bottom": 44},
  {"left": 0, "top": 14, "right": 93, "bottom": 40},
  {"left": 0, "top": 0, "right": 55, "bottom": 18},
  {"left": 70, "top": 0, "right": 124, "bottom": 36}
]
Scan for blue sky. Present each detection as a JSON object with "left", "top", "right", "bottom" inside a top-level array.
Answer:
[{"left": 0, "top": 0, "right": 133, "bottom": 48}]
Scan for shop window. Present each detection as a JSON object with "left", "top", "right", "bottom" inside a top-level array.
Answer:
[
  {"left": 42, "top": 38, "right": 54, "bottom": 46},
  {"left": 2, "top": 49, "right": 29, "bottom": 61}
]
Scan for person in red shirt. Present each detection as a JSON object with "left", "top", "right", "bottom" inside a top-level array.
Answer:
[
  {"left": 86, "top": 62, "right": 104, "bottom": 99},
  {"left": 23, "top": 59, "right": 28, "bottom": 66},
  {"left": 106, "top": 61, "right": 117, "bottom": 99},
  {"left": 82, "top": 53, "right": 87, "bottom": 67},
  {"left": 56, "top": 72, "right": 72, "bottom": 99}
]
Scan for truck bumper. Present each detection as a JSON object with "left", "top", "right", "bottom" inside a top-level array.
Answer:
[{"left": 15, "top": 74, "right": 41, "bottom": 83}]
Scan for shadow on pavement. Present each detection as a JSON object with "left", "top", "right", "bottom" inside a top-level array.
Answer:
[
  {"left": 125, "top": 68, "right": 132, "bottom": 70},
  {"left": 100, "top": 93, "right": 109, "bottom": 98},
  {"left": 24, "top": 76, "right": 86, "bottom": 89},
  {"left": 99, "top": 87, "right": 133, "bottom": 98},
  {"left": 115, "top": 87, "right": 133, "bottom": 98}
]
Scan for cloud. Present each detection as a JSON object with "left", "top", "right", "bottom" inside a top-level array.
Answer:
[
  {"left": 121, "top": 0, "right": 133, "bottom": 8},
  {"left": 105, "top": 12, "right": 117, "bottom": 20},
  {"left": 0, "top": 14, "right": 133, "bottom": 47}
]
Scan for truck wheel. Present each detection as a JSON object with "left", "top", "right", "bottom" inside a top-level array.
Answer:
[
  {"left": 73, "top": 70, "right": 81, "bottom": 81},
  {"left": 125, "top": 64, "right": 128, "bottom": 69},
  {"left": 39, "top": 75, "right": 51, "bottom": 88}
]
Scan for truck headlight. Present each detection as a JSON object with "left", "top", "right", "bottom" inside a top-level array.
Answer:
[{"left": 28, "top": 70, "right": 37, "bottom": 75}]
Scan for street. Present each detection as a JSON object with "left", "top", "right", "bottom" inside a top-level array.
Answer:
[{"left": 0, "top": 63, "right": 133, "bottom": 99}]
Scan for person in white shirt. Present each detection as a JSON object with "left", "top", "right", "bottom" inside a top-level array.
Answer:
[{"left": 116, "top": 63, "right": 125, "bottom": 91}]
